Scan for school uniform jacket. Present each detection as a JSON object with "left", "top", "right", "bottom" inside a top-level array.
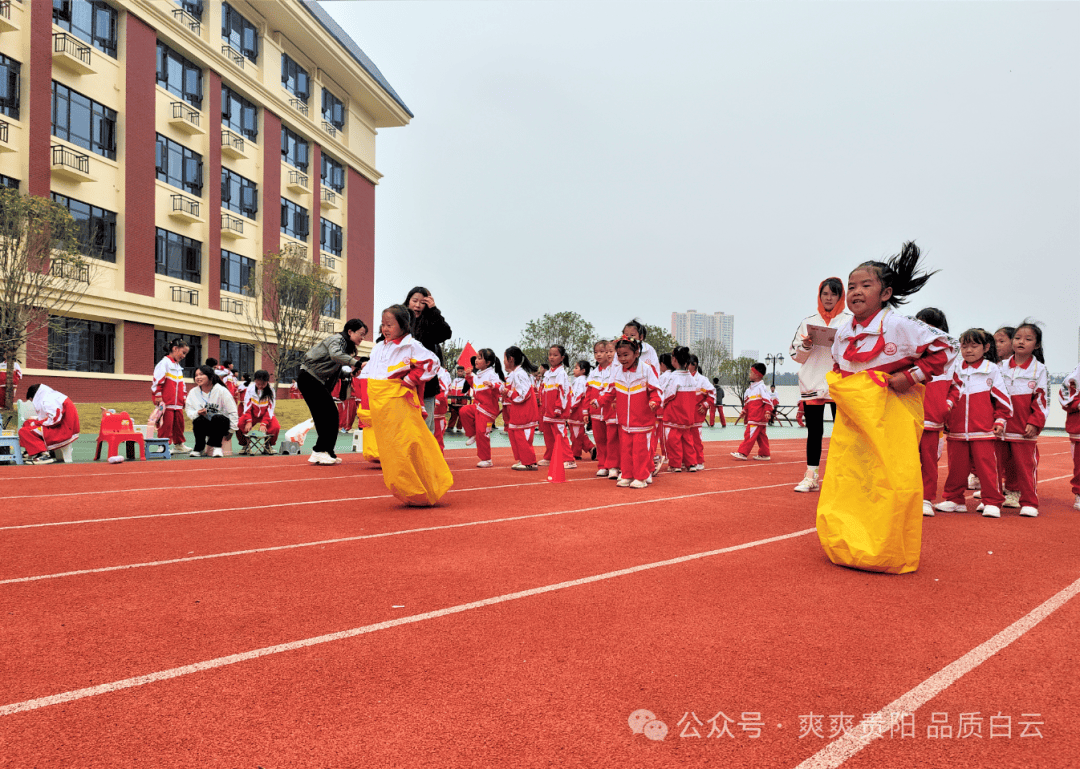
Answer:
[
  {"left": 502, "top": 368, "right": 539, "bottom": 430},
  {"left": 923, "top": 342, "right": 961, "bottom": 431},
  {"left": 944, "top": 360, "right": 1012, "bottom": 441},
  {"left": 469, "top": 367, "right": 502, "bottom": 421},
  {"left": 241, "top": 384, "right": 277, "bottom": 423},
  {"left": 831, "top": 309, "right": 954, "bottom": 384},
  {"left": 151, "top": 356, "right": 186, "bottom": 410},
  {"left": 790, "top": 309, "right": 852, "bottom": 402},
  {"left": 692, "top": 372, "right": 715, "bottom": 425},
  {"left": 541, "top": 365, "right": 571, "bottom": 423},
  {"left": 434, "top": 369, "right": 452, "bottom": 419},
  {"left": 567, "top": 374, "right": 588, "bottom": 424},
  {"left": 601, "top": 361, "right": 622, "bottom": 426},
  {"left": 639, "top": 342, "right": 660, "bottom": 377},
  {"left": 662, "top": 370, "right": 698, "bottom": 429},
  {"left": 365, "top": 335, "right": 439, "bottom": 386},
  {"left": 743, "top": 380, "right": 775, "bottom": 426},
  {"left": 1058, "top": 364, "right": 1080, "bottom": 441},
  {"left": 999, "top": 356, "right": 1049, "bottom": 442},
  {"left": 31, "top": 384, "right": 72, "bottom": 427},
  {"left": 597, "top": 362, "right": 662, "bottom": 432},
  {"left": 584, "top": 366, "right": 608, "bottom": 420}
]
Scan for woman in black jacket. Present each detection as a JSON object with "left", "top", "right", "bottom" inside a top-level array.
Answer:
[
  {"left": 297, "top": 318, "right": 368, "bottom": 464},
  {"left": 406, "top": 287, "right": 452, "bottom": 432}
]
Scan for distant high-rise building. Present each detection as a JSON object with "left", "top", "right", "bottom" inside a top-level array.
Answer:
[
  {"left": 740, "top": 350, "right": 760, "bottom": 361},
  {"left": 671, "top": 310, "right": 734, "bottom": 355}
]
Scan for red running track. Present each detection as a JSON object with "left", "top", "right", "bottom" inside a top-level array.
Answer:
[{"left": 0, "top": 437, "right": 1077, "bottom": 768}]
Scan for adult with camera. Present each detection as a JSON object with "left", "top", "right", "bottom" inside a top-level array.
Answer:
[
  {"left": 184, "top": 365, "right": 239, "bottom": 458},
  {"left": 297, "top": 318, "right": 369, "bottom": 465}
]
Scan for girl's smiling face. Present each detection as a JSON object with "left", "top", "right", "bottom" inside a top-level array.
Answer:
[
  {"left": 622, "top": 325, "right": 641, "bottom": 342},
  {"left": 615, "top": 345, "right": 638, "bottom": 368},
  {"left": 961, "top": 340, "right": 989, "bottom": 366},
  {"left": 993, "top": 331, "right": 1013, "bottom": 360},
  {"left": 380, "top": 310, "right": 405, "bottom": 341},
  {"left": 847, "top": 268, "right": 892, "bottom": 323}
]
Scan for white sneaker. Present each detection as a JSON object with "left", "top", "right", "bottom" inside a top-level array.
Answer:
[
  {"left": 973, "top": 490, "right": 982, "bottom": 500},
  {"left": 189, "top": 450, "right": 202, "bottom": 458},
  {"left": 211, "top": 448, "right": 224, "bottom": 458},
  {"left": 595, "top": 469, "right": 608, "bottom": 477},
  {"left": 563, "top": 461, "right": 577, "bottom": 469},
  {"left": 29, "top": 454, "right": 55, "bottom": 465},
  {"left": 694, "top": 464, "right": 704, "bottom": 471},
  {"left": 753, "top": 455, "right": 771, "bottom": 461},
  {"left": 629, "top": 479, "right": 648, "bottom": 489},
  {"left": 477, "top": 459, "right": 493, "bottom": 468},
  {"left": 934, "top": 501, "right": 966, "bottom": 513},
  {"left": 1074, "top": 494, "right": 1080, "bottom": 511},
  {"left": 1003, "top": 490, "right": 1021, "bottom": 509},
  {"left": 608, "top": 468, "right": 621, "bottom": 479},
  {"left": 616, "top": 478, "right": 632, "bottom": 487},
  {"left": 334, "top": 456, "right": 343, "bottom": 464},
  {"left": 794, "top": 469, "right": 820, "bottom": 493},
  {"left": 645, "top": 475, "right": 653, "bottom": 485},
  {"left": 465, "top": 436, "right": 476, "bottom": 447},
  {"left": 537, "top": 459, "right": 550, "bottom": 466},
  {"left": 1019, "top": 506, "right": 1039, "bottom": 518},
  {"left": 923, "top": 500, "right": 934, "bottom": 516},
  {"left": 669, "top": 467, "right": 682, "bottom": 473},
  {"left": 968, "top": 473, "right": 981, "bottom": 490},
  {"left": 981, "top": 505, "right": 1001, "bottom": 518},
  {"left": 173, "top": 444, "right": 191, "bottom": 454},
  {"left": 687, "top": 466, "right": 697, "bottom": 473},
  {"left": 730, "top": 452, "right": 749, "bottom": 460},
  {"left": 309, "top": 451, "right": 334, "bottom": 464}
]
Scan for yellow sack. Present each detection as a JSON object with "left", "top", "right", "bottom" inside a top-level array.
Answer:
[
  {"left": 816, "top": 371, "right": 925, "bottom": 574},
  {"left": 355, "top": 380, "right": 379, "bottom": 462},
  {"left": 368, "top": 378, "right": 453, "bottom": 506}
]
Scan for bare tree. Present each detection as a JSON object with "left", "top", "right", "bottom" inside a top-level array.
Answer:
[
  {"left": 0, "top": 189, "right": 97, "bottom": 417},
  {"left": 691, "top": 337, "right": 729, "bottom": 381},
  {"left": 718, "top": 356, "right": 757, "bottom": 407},
  {"left": 242, "top": 251, "right": 337, "bottom": 384},
  {"left": 442, "top": 337, "right": 465, "bottom": 372}
]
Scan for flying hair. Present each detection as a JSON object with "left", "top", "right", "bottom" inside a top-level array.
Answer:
[{"left": 855, "top": 241, "right": 938, "bottom": 308}]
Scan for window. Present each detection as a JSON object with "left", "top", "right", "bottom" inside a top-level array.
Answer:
[
  {"left": 280, "top": 126, "right": 308, "bottom": 172},
  {"left": 221, "top": 84, "right": 257, "bottom": 141},
  {"left": 0, "top": 54, "right": 20, "bottom": 120},
  {"left": 219, "top": 340, "right": 255, "bottom": 376},
  {"left": 322, "top": 88, "right": 344, "bottom": 131},
  {"left": 320, "top": 219, "right": 342, "bottom": 257},
  {"left": 154, "top": 330, "right": 202, "bottom": 378},
  {"left": 281, "top": 54, "right": 309, "bottom": 103},
  {"left": 281, "top": 199, "right": 310, "bottom": 241},
  {"left": 220, "top": 249, "right": 254, "bottom": 295},
  {"left": 157, "top": 41, "right": 203, "bottom": 109},
  {"left": 0, "top": 175, "right": 19, "bottom": 191},
  {"left": 221, "top": 168, "right": 257, "bottom": 219},
  {"left": 51, "top": 82, "right": 117, "bottom": 160},
  {"left": 156, "top": 134, "right": 203, "bottom": 196},
  {"left": 176, "top": 1, "right": 203, "bottom": 19},
  {"left": 323, "top": 287, "right": 341, "bottom": 320},
  {"left": 222, "top": 3, "right": 258, "bottom": 63},
  {"left": 48, "top": 317, "right": 115, "bottom": 373},
  {"left": 51, "top": 193, "right": 117, "bottom": 263},
  {"left": 53, "top": 0, "right": 118, "bottom": 58},
  {"left": 156, "top": 227, "right": 202, "bottom": 283},
  {"left": 321, "top": 153, "right": 345, "bottom": 194}
]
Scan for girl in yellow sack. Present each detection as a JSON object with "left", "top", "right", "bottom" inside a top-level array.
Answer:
[
  {"left": 817, "top": 242, "right": 956, "bottom": 574},
  {"left": 365, "top": 304, "right": 454, "bottom": 506},
  {"left": 353, "top": 375, "right": 380, "bottom": 463}
]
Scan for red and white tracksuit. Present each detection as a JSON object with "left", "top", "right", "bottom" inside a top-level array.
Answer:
[
  {"left": 663, "top": 370, "right": 699, "bottom": 470},
  {"left": 433, "top": 368, "right": 451, "bottom": 452},
  {"left": 942, "top": 359, "right": 1012, "bottom": 506},
  {"left": 1058, "top": 364, "right": 1080, "bottom": 495},
  {"left": 237, "top": 384, "right": 281, "bottom": 448},
  {"left": 19, "top": 384, "right": 80, "bottom": 455},
  {"left": 998, "top": 356, "right": 1048, "bottom": 509},
  {"left": 920, "top": 343, "right": 960, "bottom": 501},
  {"left": 446, "top": 376, "right": 469, "bottom": 432},
  {"left": 737, "top": 380, "right": 775, "bottom": 457},
  {"left": 502, "top": 367, "right": 539, "bottom": 466},
  {"left": 585, "top": 366, "right": 611, "bottom": 469},
  {"left": 692, "top": 373, "right": 714, "bottom": 464},
  {"left": 566, "top": 374, "right": 594, "bottom": 459},
  {"left": 151, "top": 355, "right": 187, "bottom": 445},
  {"left": 597, "top": 362, "right": 662, "bottom": 481},
  {"left": 0, "top": 360, "right": 22, "bottom": 410},
  {"left": 540, "top": 364, "right": 573, "bottom": 462},
  {"left": 460, "top": 367, "right": 502, "bottom": 462},
  {"left": 602, "top": 362, "right": 622, "bottom": 473}
]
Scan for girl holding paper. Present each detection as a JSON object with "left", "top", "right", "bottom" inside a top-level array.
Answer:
[{"left": 788, "top": 277, "right": 851, "bottom": 492}]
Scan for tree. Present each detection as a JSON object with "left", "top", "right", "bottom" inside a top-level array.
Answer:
[
  {"left": 644, "top": 324, "right": 678, "bottom": 357},
  {"left": 0, "top": 189, "right": 97, "bottom": 418},
  {"left": 443, "top": 337, "right": 465, "bottom": 372},
  {"left": 717, "top": 356, "right": 757, "bottom": 406},
  {"left": 691, "top": 337, "right": 729, "bottom": 381},
  {"left": 242, "top": 251, "right": 337, "bottom": 384},
  {"left": 518, "top": 311, "right": 596, "bottom": 366}
]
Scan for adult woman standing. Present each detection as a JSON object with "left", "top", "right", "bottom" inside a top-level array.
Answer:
[
  {"left": 184, "top": 365, "right": 239, "bottom": 457},
  {"left": 789, "top": 277, "right": 851, "bottom": 492},
  {"left": 297, "top": 318, "right": 368, "bottom": 465},
  {"left": 405, "top": 287, "right": 452, "bottom": 432}
]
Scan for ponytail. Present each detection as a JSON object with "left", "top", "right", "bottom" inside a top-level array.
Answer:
[
  {"left": 856, "top": 241, "right": 938, "bottom": 308},
  {"left": 672, "top": 346, "right": 691, "bottom": 368},
  {"left": 477, "top": 348, "right": 504, "bottom": 381},
  {"left": 505, "top": 346, "right": 537, "bottom": 374}
]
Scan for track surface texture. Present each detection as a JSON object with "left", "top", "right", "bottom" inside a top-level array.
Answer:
[{"left": 1, "top": 436, "right": 1077, "bottom": 769}]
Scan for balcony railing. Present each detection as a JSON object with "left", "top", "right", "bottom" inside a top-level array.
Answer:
[
  {"left": 221, "top": 128, "right": 245, "bottom": 157},
  {"left": 289, "top": 97, "right": 308, "bottom": 117},
  {"left": 0, "top": 120, "right": 8, "bottom": 144},
  {"left": 53, "top": 32, "right": 93, "bottom": 74},
  {"left": 170, "top": 194, "right": 201, "bottom": 220},
  {"left": 220, "top": 297, "right": 244, "bottom": 315},
  {"left": 322, "top": 255, "right": 336, "bottom": 271},
  {"left": 322, "top": 120, "right": 338, "bottom": 138},
  {"left": 170, "top": 101, "right": 203, "bottom": 134},
  {"left": 221, "top": 211, "right": 244, "bottom": 237},
  {"left": 282, "top": 241, "right": 307, "bottom": 259},
  {"left": 288, "top": 169, "right": 309, "bottom": 191},
  {"left": 0, "top": 1, "right": 11, "bottom": 20},
  {"left": 50, "top": 260, "right": 90, "bottom": 284},
  {"left": 320, "top": 187, "right": 338, "bottom": 207},
  {"left": 320, "top": 320, "right": 334, "bottom": 333},
  {"left": 51, "top": 144, "right": 91, "bottom": 180},
  {"left": 171, "top": 286, "right": 199, "bottom": 306},
  {"left": 221, "top": 43, "right": 245, "bottom": 69},
  {"left": 171, "top": 7, "right": 201, "bottom": 35}
]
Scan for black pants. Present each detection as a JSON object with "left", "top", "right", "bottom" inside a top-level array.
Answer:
[
  {"left": 297, "top": 369, "right": 339, "bottom": 455},
  {"left": 804, "top": 403, "right": 837, "bottom": 466},
  {"left": 192, "top": 414, "right": 232, "bottom": 451}
]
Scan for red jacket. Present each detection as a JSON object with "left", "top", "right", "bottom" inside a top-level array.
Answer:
[
  {"left": 999, "top": 357, "right": 1049, "bottom": 441},
  {"left": 742, "top": 381, "right": 774, "bottom": 426},
  {"left": 944, "top": 360, "right": 1011, "bottom": 441},
  {"left": 597, "top": 362, "right": 661, "bottom": 432}
]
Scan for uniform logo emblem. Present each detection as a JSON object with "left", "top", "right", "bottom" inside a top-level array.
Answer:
[
  {"left": 883, "top": 343, "right": 898, "bottom": 356},
  {"left": 1028, "top": 380, "right": 1037, "bottom": 390}
]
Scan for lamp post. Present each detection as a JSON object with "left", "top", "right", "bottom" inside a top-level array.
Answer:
[{"left": 765, "top": 353, "right": 784, "bottom": 387}]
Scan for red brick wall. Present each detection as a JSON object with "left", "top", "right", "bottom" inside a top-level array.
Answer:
[
  {"left": 207, "top": 333, "right": 220, "bottom": 363},
  {"left": 207, "top": 71, "right": 223, "bottom": 309},
  {"left": 25, "top": 324, "right": 48, "bottom": 368},
  {"left": 311, "top": 144, "right": 321, "bottom": 266},
  {"left": 27, "top": 0, "right": 53, "bottom": 196},
  {"left": 124, "top": 321, "right": 154, "bottom": 375},
  {"left": 263, "top": 113, "right": 282, "bottom": 322},
  {"left": 124, "top": 15, "right": 158, "bottom": 296},
  {"left": 347, "top": 169, "right": 375, "bottom": 326},
  {"left": 18, "top": 375, "right": 151, "bottom": 404}
]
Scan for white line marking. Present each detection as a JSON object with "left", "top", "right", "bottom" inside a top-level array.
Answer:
[
  {"left": 0, "top": 482, "right": 796, "bottom": 584},
  {"left": 0, "top": 474, "right": 358, "bottom": 501},
  {"left": 0, "top": 527, "right": 816, "bottom": 717},
  {"left": 792, "top": 572, "right": 1080, "bottom": 769}
]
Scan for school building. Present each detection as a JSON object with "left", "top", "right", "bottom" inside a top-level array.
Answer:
[{"left": 0, "top": 0, "right": 410, "bottom": 401}]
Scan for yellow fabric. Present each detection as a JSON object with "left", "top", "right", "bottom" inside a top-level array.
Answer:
[
  {"left": 368, "top": 378, "right": 453, "bottom": 506},
  {"left": 355, "top": 400, "right": 379, "bottom": 461},
  {"left": 816, "top": 371, "right": 925, "bottom": 574}
]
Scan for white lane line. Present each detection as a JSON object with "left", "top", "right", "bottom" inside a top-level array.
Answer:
[
  {"left": 0, "top": 474, "right": 358, "bottom": 501},
  {"left": 793, "top": 571, "right": 1080, "bottom": 769},
  {"left": 0, "top": 526, "right": 816, "bottom": 717},
  {"left": 0, "top": 461, "right": 804, "bottom": 531},
  {"left": 0, "top": 482, "right": 796, "bottom": 584}
]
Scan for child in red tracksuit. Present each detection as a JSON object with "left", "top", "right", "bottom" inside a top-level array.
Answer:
[
  {"left": 601, "top": 342, "right": 623, "bottom": 480},
  {"left": 567, "top": 360, "right": 594, "bottom": 460},
  {"left": 731, "top": 363, "right": 774, "bottom": 460},
  {"left": 585, "top": 340, "right": 613, "bottom": 477},
  {"left": 1059, "top": 362, "right": 1080, "bottom": 511},
  {"left": 935, "top": 329, "right": 1012, "bottom": 517},
  {"left": 595, "top": 337, "right": 662, "bottom": 488},
  {"left": 688, "top": 357, "right": 713, "bottom": 470},
  {"left": 914, "top": 308, "right": 957, "bottom": 514},
  {"left": 151, "top": 338, "right": 190, "bottom": 452},
  {"left": 540, "top": 346, "right": 575, "bottom": 469},
  {"left": 460, "top": 348, "right": 503, "bottom": 468},
  {"left": 663, "top": 347, "right": 699, "bottom": 472},
  {"left": 237, "top": 370, "right": 281, "bottom": 453},
  {"left": 998, "top": 322, "right": 1049, "bottom": 517},
  {"left": 433, "top": 366, "right": 451, "bottom": 452},
  {"left": 502, "top": 346, "right": 540, "bottom": 470}
]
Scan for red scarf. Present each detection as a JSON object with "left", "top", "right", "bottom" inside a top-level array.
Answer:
[{"left": 842, "top": 312, "right": 886, "bottom": 363}]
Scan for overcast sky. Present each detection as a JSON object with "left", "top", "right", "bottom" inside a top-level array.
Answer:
[{"left": 324, "top": 1, "right": 1080, "bottom": 374}]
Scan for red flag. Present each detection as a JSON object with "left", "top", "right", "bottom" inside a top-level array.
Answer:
[
  {"left": 547, "top": 429, "right": 566, "bottom": 483},
  {"left": 458, "top": 343, "right": 479, "bottom": 371}
]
